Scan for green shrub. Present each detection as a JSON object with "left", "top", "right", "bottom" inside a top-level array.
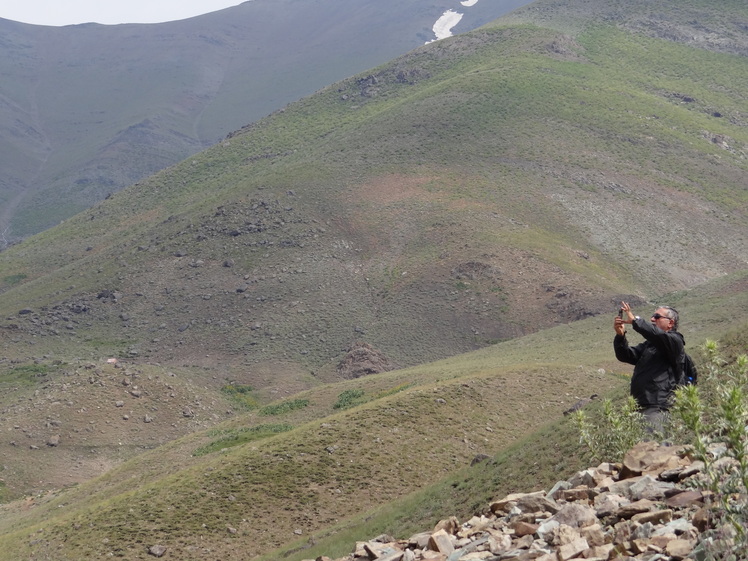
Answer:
[
  {"left": 2, "top": 273, "right": 27, "bottom": 286},
  {"left": 332, "top": 384, "right": 411, "bottom": 411},
  {"left": 671, "top": 343, "right": 748, "bottom": 560},
  {"left": 259, "top": 398, "right": 309, "bottom": 416},
  {"left": 220, "top": 384, "right": 259, "bottom": 410},
  {"left": 193, "top": 424, "right": 293, "bottom": 456},
  {"left": 572, "top": 395, "right": 645, "bottom": 463},
  {"left": 0, "top": 467, "right": 7, "bottom": 504},
  {"left": 333, "top": 389, "right": 366, "bottom": 410}
]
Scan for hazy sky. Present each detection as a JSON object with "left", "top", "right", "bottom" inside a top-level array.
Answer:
[{"left": 1, "top": 1, "right": 246, "bottom": 26}]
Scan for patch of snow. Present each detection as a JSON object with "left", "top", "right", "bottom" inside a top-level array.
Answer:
[{"left": 427, "top": 9, "right": 464, "bottom": 43}]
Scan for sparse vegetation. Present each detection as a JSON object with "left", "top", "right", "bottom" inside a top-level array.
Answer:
[
  {"left": 0, "top": 363, "right": 54, "bottom": 389},
  {"left": 193, "top": 424, "right": 293, "bottom": 456},
  {"left": 1, "top": 273, "right": 26, "bottom": 287},
  {"left": 670, "top": 344, "right": 748, "bottom": 560},
  {"left": 221, "top": 384, "right": 259, "bottom": 410},
  {"left": 259, "top": 398, "right": 309, "bottom": 416},
  {"left": 333, "top": 389, "right": 366, "bottom": 409},
  {"left": 263, "top": 413, "right": 593, "bottom": 561}
]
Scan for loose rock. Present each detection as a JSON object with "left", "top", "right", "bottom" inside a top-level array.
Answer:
[{"left": 304, "top": 442, "right": 707, "bottom": 561}]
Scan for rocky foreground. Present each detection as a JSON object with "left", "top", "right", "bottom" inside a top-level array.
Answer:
[{"left": 303, "top": 441, "right": 728, "bottom": 561}]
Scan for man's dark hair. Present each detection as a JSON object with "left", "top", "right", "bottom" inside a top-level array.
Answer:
[{"left": 661, "top": 306, "right": 679, "bottom": 330}]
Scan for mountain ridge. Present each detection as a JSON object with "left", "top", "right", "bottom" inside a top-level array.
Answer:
[{"left": 0, "top": 0, "right": 533, "bottom": 240}]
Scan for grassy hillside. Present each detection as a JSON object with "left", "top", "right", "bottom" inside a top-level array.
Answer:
[
  {"left": 0, "top": 0, "right": 746, "bottom": 558},
  {"left": 264, "top": 409, "right": 618, "bottom": 561},
  {"left": 0, "top": 0, "right": 746, "bottom": 491},
  {"left": 0, "top": 275, "right": 745, "bottom": 559},
  {"left": 268, "top": 317, "right": 748, "bottom": 561},
  {"left": 1, "top": 2, "right": 745, "bottom": 372}
]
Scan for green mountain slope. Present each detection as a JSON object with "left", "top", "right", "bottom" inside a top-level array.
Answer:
[
  {"left": 0, "top": 0, "right": 746, "bottom": 558},
  {"left": 0, "top": 272, "right": 745, "bottom": 560},
  {"left": 1, "top": 1, "right": 745, "bottom": 375},
  {"left": 0, "top": 334, "right": 621, "bottom": 559}
]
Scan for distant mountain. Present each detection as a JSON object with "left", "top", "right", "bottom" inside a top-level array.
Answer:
[{"left": 0, "top": 0, "right": 532, "bottom": 241}]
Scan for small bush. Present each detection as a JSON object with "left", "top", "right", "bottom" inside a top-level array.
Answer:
[
  {"left": 2, "top": 273, "right": 27, "bottom": 286},
  {"left": 259, "top": 398, "right": 309, "bottom": 416},
  {"left": 220, "top": 384, "right": 259, "bottom": 410},
  {"left": 333, "top": 389, "right": 366, "bottom": 410},
  {"left": 671, "top": 343, "right": 748, "bottom": 560},
  {"left": 0, "top": 469, "right": 7, "bottom": 504},
  {"left": 332, "top": 384, "right": 411, "bottom": 411},
  {"left": 572, "top": 395, "right": 645, "bottom": 463},
  {"left": 193, "top": 424, "right": 293, "bottom": 456}
]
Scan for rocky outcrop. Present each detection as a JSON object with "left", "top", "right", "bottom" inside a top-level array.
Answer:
[
  {"left": 337, "top": 342, "right": 396, "bottom": 379},
  {"left": 308, "top": 441, "right": 722, "bottom": 561}
]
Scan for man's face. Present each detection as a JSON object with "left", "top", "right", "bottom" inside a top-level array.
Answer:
[{"left": 651, "top": 308, "right": 674, "bottom": 332}]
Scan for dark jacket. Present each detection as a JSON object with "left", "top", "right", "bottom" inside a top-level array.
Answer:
[{"left": 614, "top": 317, "right": 685, "bottom": 410}]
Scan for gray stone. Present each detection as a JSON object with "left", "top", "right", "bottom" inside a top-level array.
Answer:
[
  {"left": 550, "top": 503, "right": 598, "bottom": 528},
  {"left": 629, "top": 475, "right": 676, "bottom": 501},
  {"left": 148, "top": 545, "right": 167, "bottom": 557}
]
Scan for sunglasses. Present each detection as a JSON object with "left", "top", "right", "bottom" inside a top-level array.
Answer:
[{"left": 651, "top": 313, "right": 671, "bottom": 321}]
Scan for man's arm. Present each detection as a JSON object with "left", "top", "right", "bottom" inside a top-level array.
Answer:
[
  {"left": 631, "top": 318, "right": 684, "bottom": 362},
  {"left": 614, "top": 332, "right": 642, "bottom": 365},
  {"left": 614, "top": 304, "right": 640, "bottom": 365}
]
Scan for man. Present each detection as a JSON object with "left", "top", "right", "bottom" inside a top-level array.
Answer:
[{"left": 614, "top": 302, "right": 685, "bottom": 432}]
